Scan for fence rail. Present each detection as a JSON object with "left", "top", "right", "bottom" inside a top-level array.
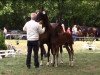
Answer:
[
  {"left": 76, "top": 37, "right": 100, "bottom": 41},
  {"left": 6, "top": 33, "right": 100, "bottom": 41}
]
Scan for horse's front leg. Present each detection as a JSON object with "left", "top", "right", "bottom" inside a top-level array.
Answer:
[
  {"left": 55, "top": 49, "right": 59, "bottom": 67},
  {"left": 46, "top": 44, "right": 51, "bottom": 66},
  {"left": 59, "top": 46, "right": 63, "bottom": 63},
  {"left": 65, "top": 44, "right": 72, "bottom": 66},
  {"left": 52, "top": 54, "right": 55, "bottom": 67}
]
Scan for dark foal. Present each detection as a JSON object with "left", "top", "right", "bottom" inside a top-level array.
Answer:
[{"left": 50, "top": 25, "right": 74, "bottom": 67}]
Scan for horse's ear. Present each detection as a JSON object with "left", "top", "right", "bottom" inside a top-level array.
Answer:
[{"left": 42, "top": 11, "right": 46, "bottom": 14}]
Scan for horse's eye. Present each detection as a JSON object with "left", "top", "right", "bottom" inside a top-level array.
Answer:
[{"left": 42, "top": 11, "right": 45, "bottom": 14}]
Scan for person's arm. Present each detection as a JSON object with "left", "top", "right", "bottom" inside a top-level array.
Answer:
[
  {"left": 38, "top": 23, "right": 45, "bottom": 34},
  {"left": 61, "top": 24, "right": 65, "bottom": 32},
  {"left": 23, "top": 24, "right": 27, "bottom": 31}
]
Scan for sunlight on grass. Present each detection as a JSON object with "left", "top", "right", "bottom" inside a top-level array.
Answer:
[{"left": 5, "top": 40, "right": 100, "bottom": 54}]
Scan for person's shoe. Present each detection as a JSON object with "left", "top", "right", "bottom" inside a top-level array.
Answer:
[
  {"left": 27, "top": 65, "right": 31, "bottom": 69},
  {"left": 35, "top": 66, "right": 39, "bottom": 68},
  {"left": 35, "top": 66, "right": 40, "bottom": 71}
]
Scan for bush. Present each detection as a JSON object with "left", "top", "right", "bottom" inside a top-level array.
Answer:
[{"left": 0, "top": 31, "right": 7, "bottom": 50}]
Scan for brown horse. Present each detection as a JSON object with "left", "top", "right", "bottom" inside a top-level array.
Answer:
[
  {"left": 87, "top": 27, "right": 97, "bottom": 37},
  {"left": 35, "top": 10, "right": 74, "bottom": 67},
  {"left": 77, "top": 25, "right": 88, "bottom": 37},
  {"left": 50, "top": 25, "right": 74, "bottom": 67},
  {"left": 77, "top": 25, "right": 98, "bottom": 41}
]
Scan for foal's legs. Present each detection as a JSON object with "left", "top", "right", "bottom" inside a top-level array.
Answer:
[
  {"left": 52, "top": 46, "right": 59, "bottom": 67},
  {"left": 65, "top": 43, "right": 74, "bottom": 66},
  {"left": 69, "top": 44, "right": 74, "bottom": 66}
]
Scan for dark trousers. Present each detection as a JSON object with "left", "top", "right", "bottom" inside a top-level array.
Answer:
[
  {"left": 72, "top": 34, "right": 77, "bottom": 41},
  {"left": 26, "top": 40, "right": 39, "bottom": 68}
]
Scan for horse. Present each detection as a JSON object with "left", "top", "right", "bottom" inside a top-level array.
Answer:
[
  {"left": 35, "top": 10, "right": 52, "bottom": 65},
  {"left": 76, "top": 25, "right": 88, "bottom": 41},
  {"left": 76, "top": 25, "right": 99, "bottom": 42},
  {"left": 50, "top": 25, "right": 74, "bottom": 67},
  {"left": 35, "top": 10, "right": 74, "bottom": 67},
  {"left": 87, "top": 27, "right": 100, "bottom": 41},
  {"left": 96, "top": 27, "right": 100, "bottom": 37},
  {"left": 87, "top": 27, "right": 97, "bottom": 37},
  {"left": 35, "top": 10, "right": 62, "bottom": 65}
]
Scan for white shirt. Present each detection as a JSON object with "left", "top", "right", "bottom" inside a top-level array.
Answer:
[
  {"left": 23, "top": 20, "right": 45, "bottom": 41},
  {"left": 3, "top": 28, "right": 7, "bottom": 34},
  {"left": 72, "top": 27, "right": 77, "bottom": 35}
]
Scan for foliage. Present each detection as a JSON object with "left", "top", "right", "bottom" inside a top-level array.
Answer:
[
  {"left": 0, "top": 0, "right": 100, "bottom": 30},
  {"left": 0, "top": 31, "right": 7, "bottom": 50}
]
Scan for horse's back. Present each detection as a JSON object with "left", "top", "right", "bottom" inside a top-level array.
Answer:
[{"left": 50, "top": 23, "right": 58, "bottom": 29}]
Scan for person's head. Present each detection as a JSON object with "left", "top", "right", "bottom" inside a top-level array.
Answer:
[
  {"left": 31, "top": 13, "right": 37, "bottom": 20},
  {"left": 4, "top": 27, "right": 6, "bottom": 29},
  {"left": 68, "top": 27, "right": 70, "bottom": 29},
  {"left": 73, "top": 25, "right": 77, "bottom": 27}
]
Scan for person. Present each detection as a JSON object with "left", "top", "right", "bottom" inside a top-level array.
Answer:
[
  {"left": 61, "top": 24, "right": 65, "bottom": 32},
  {"left": 3, "top": 27, "right": 7, "bottom": 38},
  {"left": 23, "top": 12, "right": 45, "bottom": 69},
  {"left": 66, "top": 27, "right": 71, "bottom": 34},
  {"left": 72, "top": 25, "right": 78, "bottom": 41}
]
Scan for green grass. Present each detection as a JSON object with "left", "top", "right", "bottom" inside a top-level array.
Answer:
[
  {"left": 1, "top": 40, "right": 100, "bottom": 75},
  {"left": 0, "top": 52, "right": 100, "bottom": 75}
]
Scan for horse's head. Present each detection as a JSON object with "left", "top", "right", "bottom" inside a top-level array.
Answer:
[
  {"left": 35, "top": 10, "right": 49, "bottom": 28},
  {"left": 53, "top": 24, "right": 64, "bottom": 37}
]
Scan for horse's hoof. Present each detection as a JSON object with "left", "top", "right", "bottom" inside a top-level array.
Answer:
[
  {"left": 46, "top": 62, "right": 50, "bottom": 66},
  {"left": 52, "top": 64, "right": 55, "bottom": 67},
  {"left": 55, "top": 65, "right": 58, "bottom": 67},
  {"left": 40, "top": 63, "right": 43, "bottom": 66},
  {"left": 50, "top": 61, "right": 53, "bottom": 64},
  {"left": 70, "top": 61, "right": 74, "bottom": 67},
  {"left": 40, "top": 61, "right": 43, "bottom": 66},
  {"left": 60, "top": 61, "right": 63, "bottom": 64}
]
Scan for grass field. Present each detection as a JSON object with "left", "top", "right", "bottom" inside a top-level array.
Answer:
[{"left": 0, "top": 40, "right": 100, "bottom": 75}]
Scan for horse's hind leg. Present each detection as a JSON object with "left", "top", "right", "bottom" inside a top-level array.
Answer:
[
  {"left": 65, "top": 43, "right": 72, "bottom": 66},
  {"left": 69, "top": 44, "right": 74, "bottom": 66}
]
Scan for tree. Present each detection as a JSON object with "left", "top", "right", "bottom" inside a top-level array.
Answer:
[
  {"left": 0, "top": 31, "right": 7, "bottom": 50},
  {"left": 0, "top": 0, "right": 100, "bottom": 29}
]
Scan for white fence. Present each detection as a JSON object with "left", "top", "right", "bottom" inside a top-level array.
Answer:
[
  {"left": 6, "top": 33, "right": 27, "bottom": 40},
  {"left": 76, "top": 37, "right": 100, "bottom": 41},
  {"left": 0, "top": 50, "right": 16, "bottom": 59}
]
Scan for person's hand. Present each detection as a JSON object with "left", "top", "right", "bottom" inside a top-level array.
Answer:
[
  {"left": 42, "top": 27, "right": 45, "bottom": 31},
  {"left": 39, "top": 24, "right": 43, "bottom": 28},
  {"left": 39, "top": 21, "right": 43, "bottom": 24}
]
